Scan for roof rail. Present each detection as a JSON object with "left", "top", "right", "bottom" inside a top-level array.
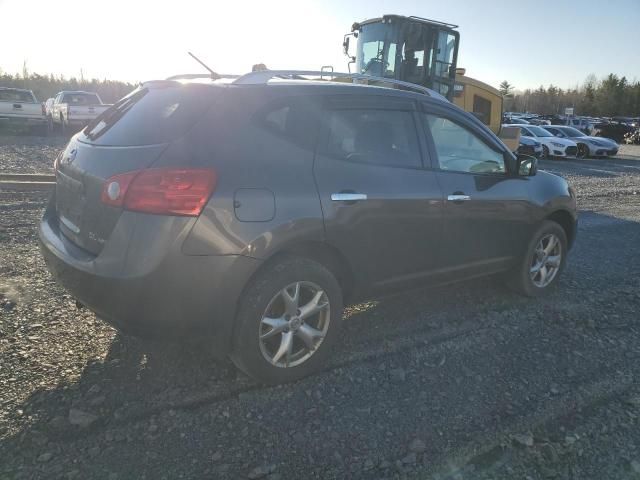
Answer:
[
  {"left": 232, "top": 70, "right": 446, "bottom": 101},
  {"left": 166, "top": 73, "right": 240, "bottom": 81},
  {"left": 407, "top": 16, "right": 458, "bottom": 29}
]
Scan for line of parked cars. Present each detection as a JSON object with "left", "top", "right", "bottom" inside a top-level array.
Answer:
[
  {"left": 505, "top": 111, "right": 638, "bottom": 146},
  {"left": 505, "top": 113, "right": 622, "bottom": 159},
  {"left": 0, "top": 86, "right": 109, "bottom": 135}
]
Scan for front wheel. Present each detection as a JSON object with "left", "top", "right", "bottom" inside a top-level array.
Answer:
[
  {"left": 542, "top": 145, "right": 550, "bottom": 159},
  {"left": 230, "top": 256, "right": 343, "bottom": 384},
  {"left": 576, "top": 143, "right": 589, "bottom": 159},
  {"left": 508, "top": 220, "right": 568, "bottom": 297}
]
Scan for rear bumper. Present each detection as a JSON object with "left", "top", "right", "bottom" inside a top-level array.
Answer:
[{"left": 38, "top": 200, "right": 261, "bottom": 356}]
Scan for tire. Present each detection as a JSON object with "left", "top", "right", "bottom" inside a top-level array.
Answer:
[
  {"left": 230, "top": 256, "right": 343, "bottom": 384},
  {"left": 542, "top": 145, "right": 550, "bottom": 159},
  {"left": 59, "top": 115, "right": 67, "bottom": 135},
  {"left": 576, "top": 143, "right": 589, "bottom": 159},
  {"left": 507, "top": 220, "right": 568, "bottom": 297}
]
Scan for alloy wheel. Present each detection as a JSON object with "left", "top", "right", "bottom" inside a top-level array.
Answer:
[
  {"left": 259, "top": 281, "right": 330, "bottom": 368},
  {"left": 529, "top": 233, "right": 562, "bottom": 288},
  {"left": 577, "top": 143, "right": 589, "bottom": 159}
]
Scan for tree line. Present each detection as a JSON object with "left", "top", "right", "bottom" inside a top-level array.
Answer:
[
  {"left": 499, "top": 74, "right": 640, "bottom": 117},
  {"left": 0, "top": 67, "right": 137, "bottom": 104}
]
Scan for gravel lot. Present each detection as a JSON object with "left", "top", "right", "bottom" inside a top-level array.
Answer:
[{"left": 1, "top": 137, "right": 640, "bottom": 479}]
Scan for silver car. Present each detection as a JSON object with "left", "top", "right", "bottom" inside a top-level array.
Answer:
[{"left": 542, "top": 125, "right": 619, "bottom": 158}]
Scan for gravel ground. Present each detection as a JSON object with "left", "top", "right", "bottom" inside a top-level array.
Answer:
[{"left": 1, "top": 139, "right": 640, "bottom": 480}]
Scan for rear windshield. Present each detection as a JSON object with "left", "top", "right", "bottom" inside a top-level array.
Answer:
[
  {"left": 62, "top": 93, "right": 101, "bottom": 105},
  {"left": 81, "top": 83, "right": 218, "bottom": 146},
  {"left": 0, "top": 89, "right": 36, "bottom": 103}
]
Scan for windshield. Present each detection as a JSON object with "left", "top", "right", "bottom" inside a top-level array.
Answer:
[
  {"left": 61, "top": 93, "right": 102, "bottom": 105},
  {"left": 357, "top": 22, "right": 400, "bottom": 78},
  {"left": 527, "top": 125, "right": 553, "bottom": 137},
  {"left": 0, "top": 89, "right": 36, "bottom": 103},
  {"left": 559, "top": 126, "right": 586, "bottom": 137}
]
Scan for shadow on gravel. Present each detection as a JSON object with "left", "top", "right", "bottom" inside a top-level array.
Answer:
[{"left": 2, "top": 212, "right": 640, "bottom": 479}]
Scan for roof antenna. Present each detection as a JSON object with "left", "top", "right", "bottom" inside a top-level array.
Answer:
[{"left": 187, "top": 51, "right": 220, "bottom": 80}]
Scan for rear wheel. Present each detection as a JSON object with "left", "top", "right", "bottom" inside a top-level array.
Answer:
[
  {"left": 230, "top": 256, "right": 343, "bottom": 384},
  {"left": 508, "top": 220, "right": 567, "bottom": 297}
]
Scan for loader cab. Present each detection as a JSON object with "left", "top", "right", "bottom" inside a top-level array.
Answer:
[{"left": 345, "top": 15, "right": 459, "bottom": 100}]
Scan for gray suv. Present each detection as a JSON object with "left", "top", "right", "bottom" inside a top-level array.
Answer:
[{"left": 39, "top": 72, "right": 577, "bottom": 383}]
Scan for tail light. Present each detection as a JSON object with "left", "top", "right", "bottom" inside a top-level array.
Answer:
[
  {"left": 41, "top": 103, "right": 46, "bottom": 116},
  {"left": 101, "top": 168, "right": 217, "bottom": 216}
]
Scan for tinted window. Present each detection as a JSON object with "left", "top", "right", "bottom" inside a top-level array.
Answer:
[
  {"left": 82, "top": 84, "right": 217, "bottom": 146},
  {"left": 472, "top": 94, "right": 492, "bottom": 126},
  {"left": 62, "top": 93, "right": 101, "bottom": 105},
  {"left": 260, "top": 98, "right": 319, "bottom": 150},
  {"left": 424, "top": 114, "right": 505, "bottom": 174},
  {"left": 325, "top": 109, "right": 421, "bottom": 168},
  {"left": 0, "top": 89, "right": 36, "bottom": 103}
]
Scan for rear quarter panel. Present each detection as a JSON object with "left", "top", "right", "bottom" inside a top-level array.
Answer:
[{"left": 177, "top": 88, "right": 326, "bottom": 258}]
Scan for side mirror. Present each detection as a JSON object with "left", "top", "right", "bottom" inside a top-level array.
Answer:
[
  {"left": 516, "top": 154, "right": 538, "bottom": 176},
  {"left": 342, "top": 35, "right": 351, "bottom": 57}
]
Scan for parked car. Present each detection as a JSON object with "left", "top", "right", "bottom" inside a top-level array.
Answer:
[
  {"left": 48, "top": 91, "right": 110, "bottom": 134},
  {"left": 0, "top": 87, "right": 47, "bottom": 134},
  {"left": 40, "top": 73, "right": 577, "bottom": 383},
  {"left": 517, "top": 135, "right": 543, "bottom": 158},
  {"left": 542, "top": 125, "right": 619, "bottom": 158},
  {"left": 503, "top": 116, "right": 530, "bottom": 125},
  {"left": 590, "top": 121, "right": 635, "bottom": 143},
  {"left": 504, "top": 124, "right": 578, "bottom": 159},
  {"left": 564, "top": 116, "right": 591, "bottom": 133}
]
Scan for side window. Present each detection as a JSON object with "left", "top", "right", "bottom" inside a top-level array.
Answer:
[
  {"left": 324, "top": 109, "right": 421, "bottom": 168},
  {"left": 259, "top": 99, "right": 319, "bottom": 150},
  {"left": 472, "top": 94, "right": 492, "bottom": 126},
  {"left": 424, "top": 114, "right": 505, "bottom": 174},
  {"left": 520, "top": 127, "right": 533, "bottom": 136}
]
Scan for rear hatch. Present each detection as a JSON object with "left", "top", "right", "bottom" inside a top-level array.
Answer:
[{"left": 54, "top": 82, "right": 219, "bottom": 254}]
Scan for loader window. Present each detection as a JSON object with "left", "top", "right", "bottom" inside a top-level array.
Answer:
[
  {"left": 472, "top": 95, "right": 492, "bottom": 126},
  {"left": 358, "top": 22, "right": 400, "bottom": 78}
]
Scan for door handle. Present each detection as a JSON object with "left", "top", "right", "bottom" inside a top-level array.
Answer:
[
  {"left": 331, "top": 193, "right": 367, "bottom": 202},
  {"left": 447, "top": 194, "right": 471, "bottom": 202}
]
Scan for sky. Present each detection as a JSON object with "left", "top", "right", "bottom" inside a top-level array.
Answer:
[{"left": 1, "top": 0, "right": 639, "bottom": 91}]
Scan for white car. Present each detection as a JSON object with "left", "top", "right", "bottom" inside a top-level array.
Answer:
[
  {"left": 504, "top": 124, "right": 578, "bottom": 159},
  {"left": 542, "top": 125, "right": 619, "bottom": 158}
]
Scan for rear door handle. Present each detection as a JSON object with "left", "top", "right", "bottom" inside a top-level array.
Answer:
[
  {"left": 447, "top": 194, "right": 471, "bottom": 202},
  {"left": 331, "top": 193, "right": 367, "bottom": 202}
]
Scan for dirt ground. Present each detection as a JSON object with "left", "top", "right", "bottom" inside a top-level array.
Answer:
[{"left": 1, "top": 138, "right": 640, "bottom": 479}]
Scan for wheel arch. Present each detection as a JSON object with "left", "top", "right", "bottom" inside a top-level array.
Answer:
[{"left": 546, "top": 210, "right": 576, "bottom": 249}]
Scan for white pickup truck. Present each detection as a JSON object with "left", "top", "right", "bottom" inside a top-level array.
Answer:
[
  {"left": 47, "top": 91, "right": 111, "bottom": 134},
  {"left": 0, "top": 87, "right": 47, "bottom": 133}
]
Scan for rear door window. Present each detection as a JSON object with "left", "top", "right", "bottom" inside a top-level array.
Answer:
[
  {"left": 82, "top": 83, "right": 218, "bottom": 146},
  {"left": 323, "top": 109, "right": 422, "bottom": 168}
]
